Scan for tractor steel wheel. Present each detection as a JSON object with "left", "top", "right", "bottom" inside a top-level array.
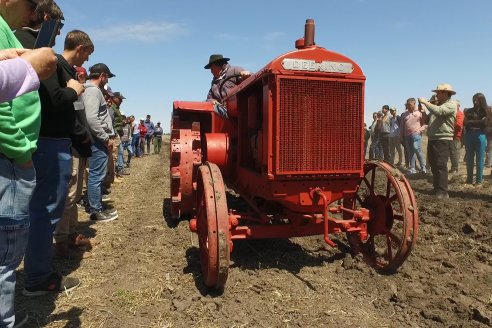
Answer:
[
  {"left": 195, "top": 162, "right": 230, "bottom": 289},
  {"left": 350, "top": 161, "right": 418, "bottom": 272},
  {"left": 169, "top": 115, "right": 201, "bottom": 220}
]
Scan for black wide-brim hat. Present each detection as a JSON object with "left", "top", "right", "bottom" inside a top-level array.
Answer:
[{"left": 204, "top": 54, "right": 230, "bottom": 69}]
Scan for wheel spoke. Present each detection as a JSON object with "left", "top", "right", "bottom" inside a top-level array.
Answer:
[
  {"left": 384, "top": 194, "right": 398, "bottom": 207},
  {"left": 367, "top": 235, "right": 375, "bottom": 253},
  {"left": 387, "top": 231, "right": 402, "bottom": 247},
  {"left": 363, "top": 177, "right": 371, "bottom": 189},
  {"left": 388, "top": 194, "right": 398, "bottom": 203},
  {"left": 356, "top": 193, "right": 364, "bottom": 206},
  {"left": 386, "top": 179, "right": 391, "bottom": 198},
  {"left": 370, "top": 167, "right": 376, "bottom": 190},
  {"left": 386, "top": 235, "right": 393, "bottom": 260}
]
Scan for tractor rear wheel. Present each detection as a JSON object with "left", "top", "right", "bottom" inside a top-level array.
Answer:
[
  {"left": 195, "top": 162, "right": 230, "bottom": 289},
  {"left": 349, "top": 161, "right": 419, "bottom": 272}
]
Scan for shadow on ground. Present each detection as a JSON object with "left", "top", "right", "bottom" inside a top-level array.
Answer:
[{"left": 184, "top": 236, "right": 351, "bottom": 296}]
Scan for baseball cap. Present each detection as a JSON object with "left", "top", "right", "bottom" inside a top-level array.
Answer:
[
  {"left": 104, "top": 85, "right": 115, "bottom": 97},
  {"left": 89, "top": 63, "right": 115, "bottom": 78},
  {"left": 75, "top": 66, "right": 87, "bottom": 75},
  {"left": 113, "top": 92, "right": 126, "bottom": 99}
]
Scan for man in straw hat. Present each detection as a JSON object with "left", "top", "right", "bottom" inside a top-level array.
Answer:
[
  {"left": 418, "top": 83, "right": 458, "bottom": 199},
  {"left": 205, "top": 54, "right": 250, "bottom": 103}
]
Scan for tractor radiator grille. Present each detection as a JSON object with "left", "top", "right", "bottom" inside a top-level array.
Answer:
[{"left": 277, "top": 78, "right": 363, "bottom": 174}]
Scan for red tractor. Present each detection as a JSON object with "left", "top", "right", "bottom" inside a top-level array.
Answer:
[{"left": 170, "top": 19, "right": 418, "bottom": 290}]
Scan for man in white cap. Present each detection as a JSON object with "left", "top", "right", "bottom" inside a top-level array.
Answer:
[{"left": 419, "top": 83, "right": 457, "bottom": 199}]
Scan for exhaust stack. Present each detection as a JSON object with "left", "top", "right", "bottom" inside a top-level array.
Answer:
[
  {"left": 304, "top": 19, "right": 315, "bottom": 47},
  {"left": 295, "top": 19, "right": 316, "bottom": 49}
]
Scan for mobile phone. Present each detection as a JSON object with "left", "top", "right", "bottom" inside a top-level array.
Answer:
[{"left": 33, "top": 19, "right": 61, "bottom": 49}]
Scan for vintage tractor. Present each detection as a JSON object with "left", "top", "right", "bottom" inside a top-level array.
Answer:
[{"left": 170, "top": 19, "right": 418, "bottom": 290}]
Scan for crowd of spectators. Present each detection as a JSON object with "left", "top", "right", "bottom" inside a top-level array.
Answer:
[
  {"left": 0, "top": 1, "right": 163, "bottom": 326},
  {"left": 365, "top": 83, "right": 492, "bottom": 199}
]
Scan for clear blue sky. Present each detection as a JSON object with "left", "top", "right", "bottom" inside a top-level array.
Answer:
[{"left": 54, "top": 0, "right": 492, "bottom": 132}]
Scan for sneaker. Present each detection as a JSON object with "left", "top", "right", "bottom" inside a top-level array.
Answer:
[
  {"left": 406, "top": 168, "right": 417, "bottom": 175},
  {"left": 13, "top": 310, "right": 28, "bottom": 328},
  {"left": 90, "top": 211, "right": 118, "bottom": 222},
  {"left": 114, "top": 176, "right": 124, "bottom": 183},
  {"left": 23, "top": 273, "right": 80, "bottom": 296},
  {"left": 102, "top": 194, "right": 111, "bottom": 202},
  {"left": 475, "top": 182, "right": 484, "bottom": 188},
  {"left": 102, "top": 206, "right": 118, "bottom": 216},
  {"left": 436, "top": 192, "right": 449, "bottom": 199},
  {"left": 119, "top": 168, "right": 130, "bottom": 175}
]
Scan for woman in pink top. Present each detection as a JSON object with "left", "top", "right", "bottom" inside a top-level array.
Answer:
[{"left": 400, "top": 98, "right": 427, "bottom": 174}]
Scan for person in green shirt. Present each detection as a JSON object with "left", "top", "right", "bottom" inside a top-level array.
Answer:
[
  {"left": 419, "top": 83, "right": 458, "bottom": 199},
  {"left": 0, "top": 1, "right": 43, "bottom": 326}
]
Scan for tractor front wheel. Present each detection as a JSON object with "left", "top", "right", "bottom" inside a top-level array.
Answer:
[{"left": 349, "top": 161, "right": 419, "bottom": 272}]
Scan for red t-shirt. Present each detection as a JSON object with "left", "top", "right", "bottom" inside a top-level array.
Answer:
[
  {"left": 454, "top": 110, "right": 464, "bottom": 139},
  {"left": 139, "top": 124, "right": 147, "bottom": 137}
]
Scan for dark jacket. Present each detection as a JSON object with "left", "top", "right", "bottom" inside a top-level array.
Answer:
[
  {"left": 57, "top": 55, "right": 92, "bottom": 157},
  {"left": 15, "top": 29, "right": 92, "bottom": 157},
  {"left": 206, "top": 64, "right": 245, "bottom": 102},
  {"left": 464, "top": 106, "right": 490, "bottom": 131},
  {"left": 111, "top": 104, "right": 124, "bottom": 136}
]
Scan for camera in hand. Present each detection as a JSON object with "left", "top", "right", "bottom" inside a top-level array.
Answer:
[{"left": 33, "top": 19, "right": 61, "bottom": 49}]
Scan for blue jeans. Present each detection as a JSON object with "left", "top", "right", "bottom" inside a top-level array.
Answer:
[
  {"left": 131, "top": 134, "right": 140, "bottom": 157},
  {"left": 117, "top": 142, "right": 124, "bottom": 172},
  {"left": 465, "top": 130, "right": 486, "bottom": 184},
  {"left": 369, "top": 137, "right": 383, "bottom": 159},
  {"left": 405, "top": 134, "right": 426, "bottom": 172},
  {"left": 122, "top": 140, "right": 133, "bottom": 157},
  {"left": 88, "top": 140, "right": 109, "bottom": 214},
  {"left": 0, "top": 156, "right": 35, "bottom": 327},
  {"left": 145, "top": 135, "right": 153, "bottom": 154},
  {"left": 24, "top": 138, "right": 72, "bottom": 288}
]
